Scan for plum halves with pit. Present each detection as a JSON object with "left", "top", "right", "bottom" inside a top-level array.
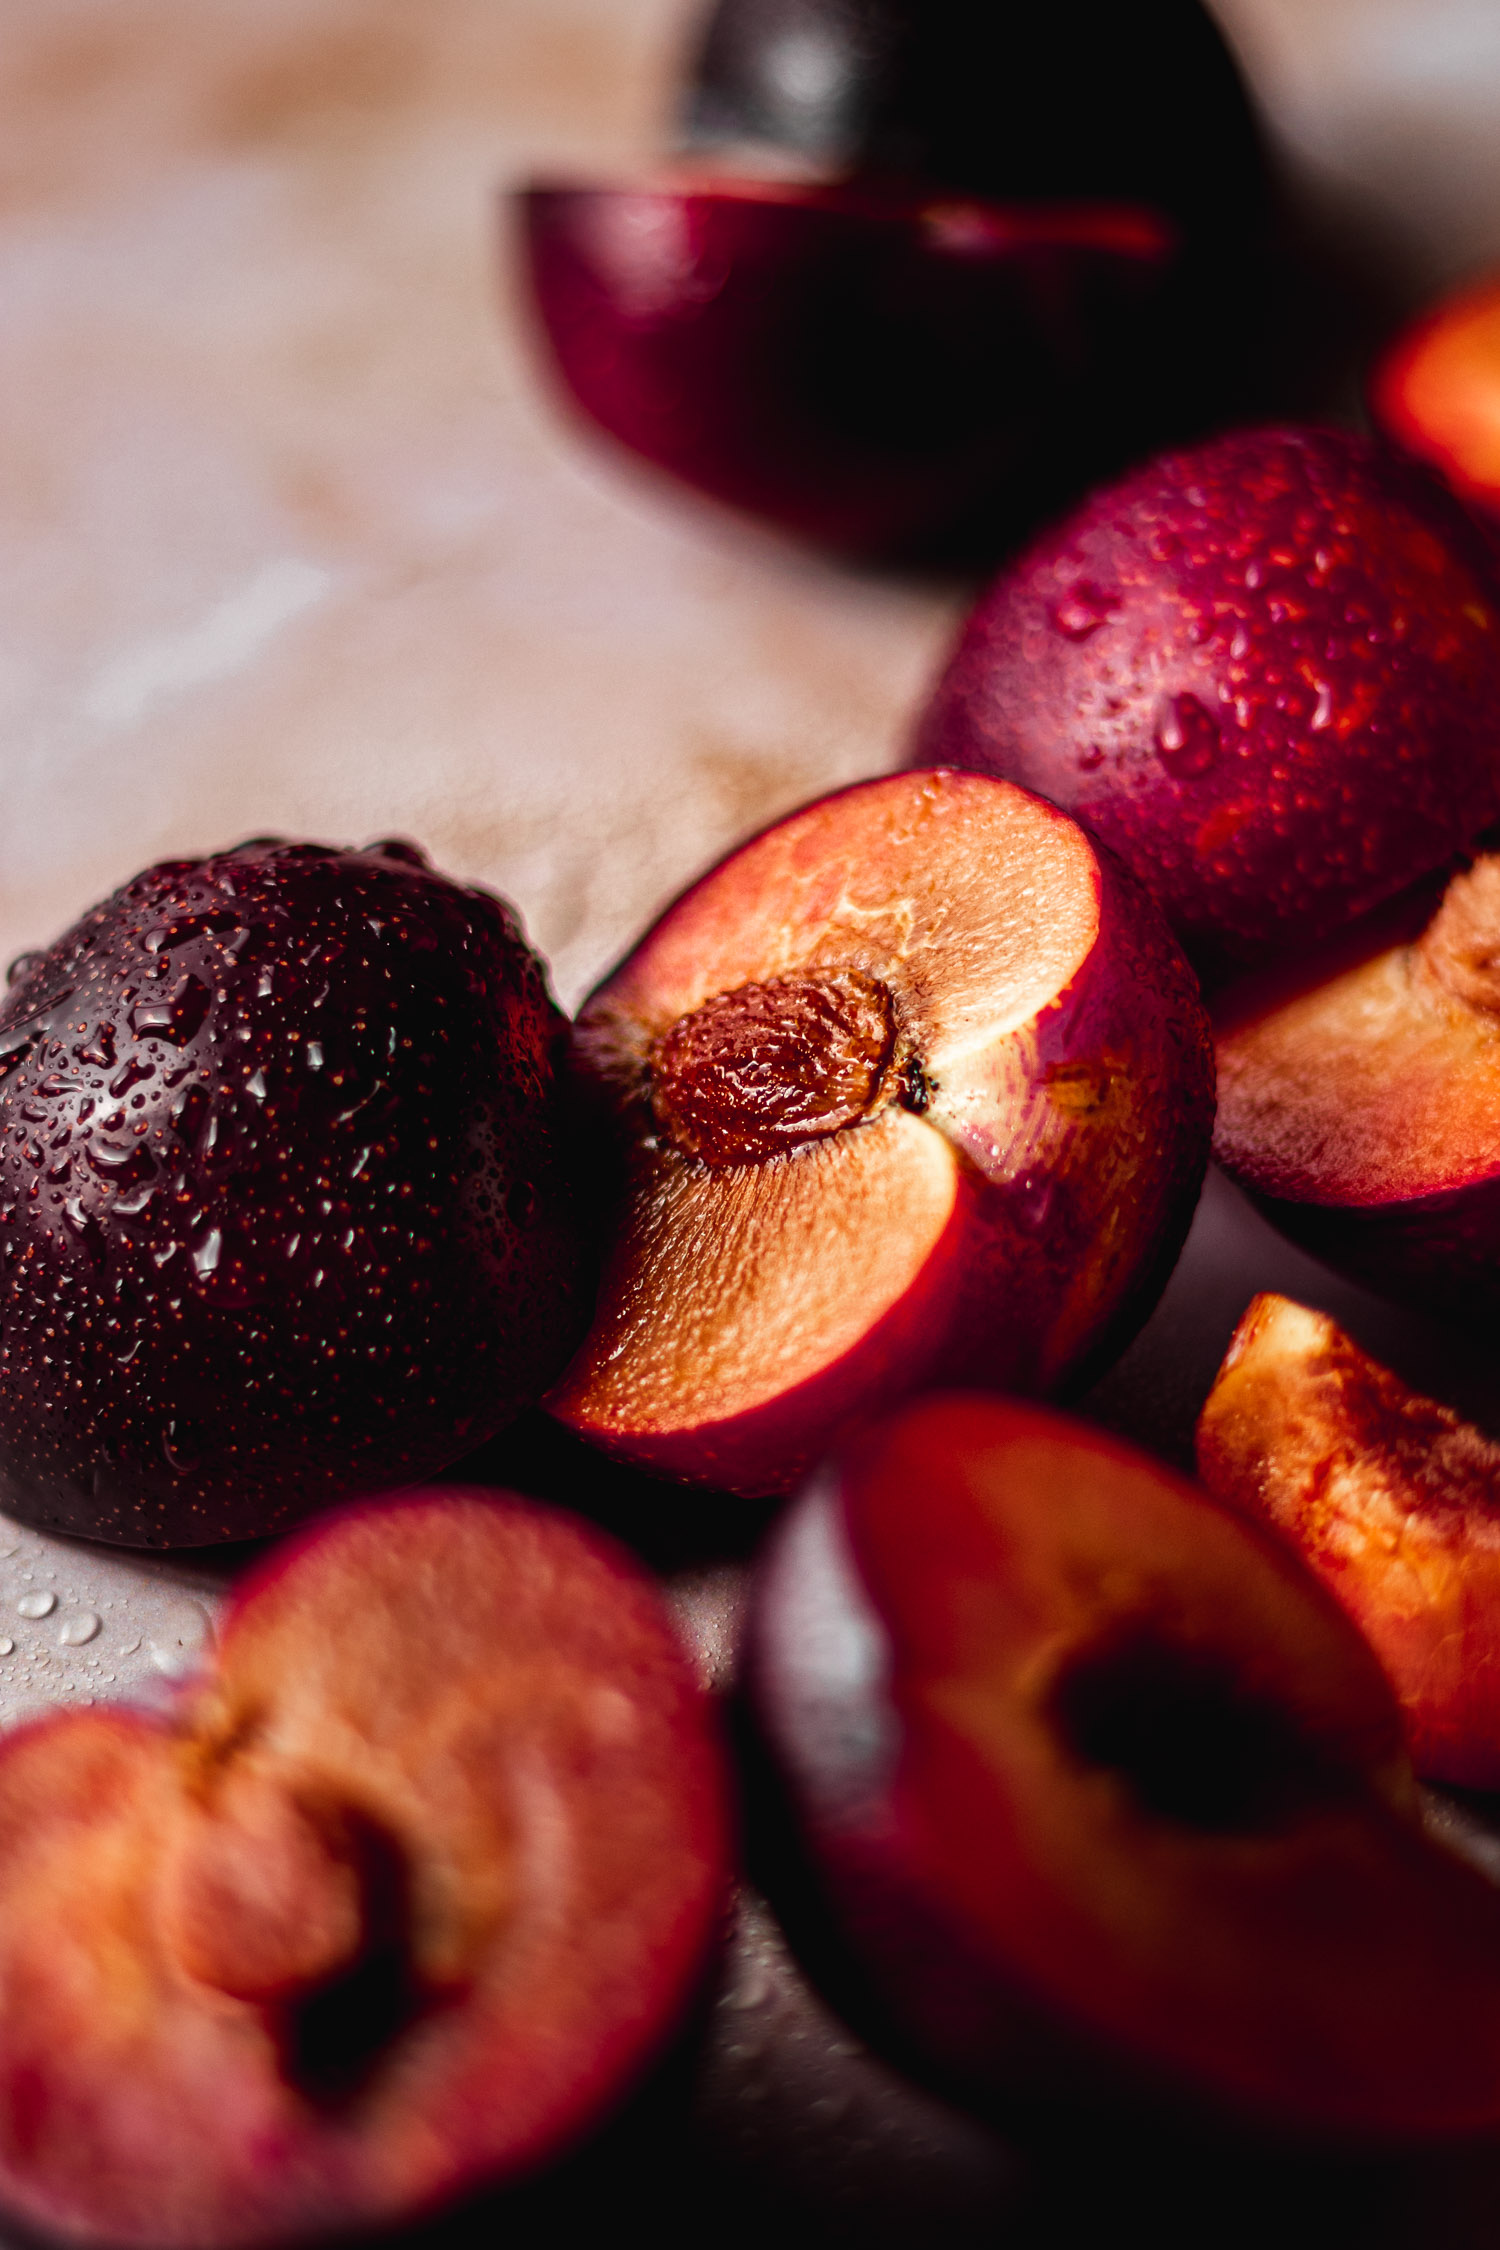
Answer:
[
  {"left": 547, "top": 769, "right": 1213, "bottom": 1496},
  {"left": 0, "top": 1490, "right": 729, "bottom": 2250},
  {"left": 0, "top": 838, "right": 589, "bottom": 1544},
  {"left": 752, "top": 1393, "right": 1500, "bottom": 2138}
]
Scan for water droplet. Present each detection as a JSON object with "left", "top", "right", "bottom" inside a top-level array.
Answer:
[
  {"left": 1310, "top": 679, "right": 1334, "bottom": 731},
  {"left": 5, "top": 953, "right": 41, "bottom": 988},
  {"left": 245, "top": 1068, "right": 267, "bottom": 1102},
  {"left": 306, "top": 1041, "right": 324, "bottom": 1071},
  {"left": 1049, "top": 579, "right": 1118, "bottom": 642},
  {"left": 506, "top": 1178, "right": 537, "bottom": 1228},
  {"left": 1153, "top": 691, "right": 1220, "bottom": 778},
  {"left": 192, "top": 1227, "right": 222, "bottom": 1279},
  {"left": 16, "top": 1590, "right": 55, "bottom": 1620},
  {"left": 727, "top": 1963, "right": 773, "bottom": 2012},
  {"left": 130, "top": 974, "right": 209, "bottom": 1045},
  {"left": 162, "top": 1419, "right": 203, "bottom": 1474},
  {"left": 58, "top": 1611, "right": 100, "bottom": 1647},
  {"left": 149, "top": 1601, "right": 213, "bottom": 1677},
  {"left": 118, "top": 1638, "right": 141, "bottom": 1657},
  {"left": 0, "top": 1639, "right": 14, "bottom": 1658},
  {"left": 0, "top": 1535, "right": 21, "bottom": 1560}
]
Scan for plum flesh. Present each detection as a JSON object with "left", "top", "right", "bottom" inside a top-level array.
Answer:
[
  {"left": 0, "top": 839, "right": 589, "bottom": 1544},
  {"left": 752, "top": 1394, "right": 1500, "bottom": 2138}
]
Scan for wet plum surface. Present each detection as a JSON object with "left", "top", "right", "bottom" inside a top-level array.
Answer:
[{"left": 0, "top": 839, "right": 589, "bottom": 1545}]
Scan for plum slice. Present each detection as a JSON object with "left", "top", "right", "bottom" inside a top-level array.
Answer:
[
  {"left": 914, "top": 425, "right": 1500, "bottom": 960},
  {"left": 1198, "top": 1292, "right": 1500, "bottom": 1790},
  {"left": 0, "top": 1490, "right": 729, "bottom": 2250},
  {"left": 0, "top": 838, "right": 589, "bottom": 1545},
  {"left": 1372, "top": 273, "right": 1500, "bottom": 533},
  {"left": 520, "top": 178, "right": 1177, "bottom": 556},
  {"left": 547, "top": 769, "right": 1213, "bottom": 1496},
  {"left": 753, "top": 1394, "right": 1500, "bottom": 2137},
  {"left": 1213, "top": 855, "right": 1500, "bottom": 1307}
]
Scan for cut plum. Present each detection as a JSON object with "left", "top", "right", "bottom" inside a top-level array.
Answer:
[
  {"left": 1198, "top": 1292, "right": 1500, "bottom": 1789},
  {"left": 0, "top": 1491, "right": 729, "bottom": 2250},
  {"left": 1213, "top": 854, "right": 1500, "bottom": 1306},
  {"left": 753, "top": 1394, "right": 1500, "bottom": 2136},
  {"left": 548, "top": 769, "right": 1213, "bottom": 1495}
]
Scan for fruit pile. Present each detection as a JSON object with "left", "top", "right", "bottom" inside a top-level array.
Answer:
[{"left": 11, "top": 1, "right": 1500, "bottom": 2243}]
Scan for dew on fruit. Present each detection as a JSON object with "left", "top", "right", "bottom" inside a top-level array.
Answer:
[
  {"left": 1050, "top": 580, "right": 1118, "bottom": 641},
  {"left": 1153, "top": 691, "right": 1220, "bottom": 778},
  {"left": 192, "top": 1227, "right": 222, "bottom": 1279},
  {"left": 162, "top": 1420, "right": 203, "bottom": 1474},
  {"left": 58, "top": 1612, "right": 100, "bottom": 1647},
  {"left": 16, "top": 1591, "right": 55, "bottom": 1620}
]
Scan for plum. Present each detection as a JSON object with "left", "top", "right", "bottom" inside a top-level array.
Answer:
[
  {"left": 752, "top": 1393, "right": 1500, "bottom": 2137},
  {"left": 0, "top": 1489, "right": 729, "bottom": 2248},
  {"left": 915, "top": 426, "right": 1500, "bottom": 961},
  {"left": 0, "top": 839, "right": 589, "bottom": 1544},
  {"left": 547, "top": 769, "right": 1213, "bottom": 1497}
]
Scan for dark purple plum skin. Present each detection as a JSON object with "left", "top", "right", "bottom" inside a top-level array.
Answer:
[
  {"left": 914, "top": 427, "right": 1500, "bottom": 961},
  {"left": 0, "top": 840, "right": 590, "bottom": 1546}
]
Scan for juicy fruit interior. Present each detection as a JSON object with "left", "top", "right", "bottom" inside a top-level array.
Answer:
[
  {"left": 0, "top": 1495, "right": 726, "bottom": 2250},
  {"left": 1215, "top": 855, "right": 1500, "bottom": 1203},
  {"left": 0, "top": 840, "right": 586, "bottom": 1544},
  {"left": 842, "top": 1398, "right": 1500, "bottom": 2134},
  {"left": 549, "top": 769, "right": 1209, "bottom": 1493},
  {"left": 1198, "top": 1293, "right": 1500, "bottom": 1789}
]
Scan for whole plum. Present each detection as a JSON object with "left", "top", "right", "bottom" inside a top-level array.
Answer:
[{"left": 0, "top": 839, "right": 589, "bottom": 1545}]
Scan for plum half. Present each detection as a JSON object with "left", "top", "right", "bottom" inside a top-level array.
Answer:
[
  {"left": 1213, "top": 853, "right": 1500, "bottom": 1308},
  {"left": 1198, "top": 1292, "right": 1500, "bottom": 1790},
  {"left": 914, "top": 425, "right": 1500, "bottom": 960},
  {"left": 547, "top": 769, "right": 1213, "bottom": 1496},
  {"left": 679, "top": 0, "right": 1269, "bottom": 252},
  {"left": 0, "top": 1489, "right": 728, "bottom": 2250},
  {"left": 0, "top": 839, "right": 588, "bottom": 1544},
  {"left": 752, "top": 1393, "right": 1500, "bottom": 2138},
  {"left": 521, "top": 178, "right": 1177, "bottom": 557}
]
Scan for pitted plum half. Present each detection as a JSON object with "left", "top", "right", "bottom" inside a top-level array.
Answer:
[
  {"left": 547, "top": 770, "right": 1213, "bottom": 1496},
  {"left": 1198, "top": 1293, "right": 1500, "bottom": 1790},
  {"left": 521, "top": 177, "right": 1177, "bottom": 556},
  {"left": 0, "top": 1490, "right": 729, "bottom": 2250},
  {"left": 752, "top": 1394, "right": 1500, "bottom": 2137},
  {"left": 0, "top": 839, "right": 589, "bottom": 1544}
]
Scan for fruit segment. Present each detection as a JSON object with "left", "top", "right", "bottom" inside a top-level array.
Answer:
[
  {"left": 1372, "top": 274, "right": 1500, "bottom": 524},
  {"left": 0, "top": 1491, "right": 729, "bottom": 2250},
  {"left": 915, "top": 426, "right": 1500, "bottom": 958},
  {"left": 1213, "top": 854, "right": 1500, "bottom": 1306},
  {"left": 549, "top": 770, "right": 1213, "bottom": 1495},
  {"left": 754, "top": 1395, "right": 1500, "bottom": 2137},
  {"left": 521, "top": 178, "right": 1176, "bottom": 555},
  {"left": 1198, "top": 1292, "right": 1500, "bottom": 1789}
]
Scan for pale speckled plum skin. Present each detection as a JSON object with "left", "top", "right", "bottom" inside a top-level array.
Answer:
[
  {"left": 914, "top": 427, "right": 1500, "bottom": 959},
  {"left": 0, "top": 841, "right": 589, "bottom": 1546}
]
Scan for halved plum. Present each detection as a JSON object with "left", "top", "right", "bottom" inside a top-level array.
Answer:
[
  {"left": 520, "top": 177, "right": 1176, "bottom": 555},
  {"left": 1198, "top": 1292, "right": 1500, "bottom": 1790},
  {"left": 0, "top": 1490, "right": 730, "bottom": 2249},
  {"left": 547, "top": 769, "right": 1213, "bottom": 1496},
  {"left": 753, "top": 1393, "right": 1500, "bottom": 2137},
  {"left": 1213, "top": 854, "right": 1500, "bottom": 1307}
]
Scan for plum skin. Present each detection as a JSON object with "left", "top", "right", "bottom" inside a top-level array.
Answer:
[
  {"left": 0, "top": 839, "right": 590, "bottom": 1545},
  {"left": 915, "top": 425, "right": 1500, "bottom": 960}
]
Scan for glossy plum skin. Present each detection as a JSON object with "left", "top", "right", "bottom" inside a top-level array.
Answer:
[
  {"left": 914, "top": 427, "right": 1500, "bottom": 960},
  {"left": 0, "top": 840, "right": 589, "bottom": 1544},
  {"left": 680, "top": 0, "right": 1269, "bottom": 251},
  {"left": 521, "top": 181, "right": 1177, "bottom": 557}
]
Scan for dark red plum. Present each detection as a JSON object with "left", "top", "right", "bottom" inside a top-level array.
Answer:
[
  {"left": 915, "top": 426, "right": 1500, "bottom": 960},
  {"left": 521, "top": 178, "right": 1176, "bottom": 556},
  {"left": 679, "top": 0, "right": 1269, "bottom": 252},
  {"left": 0, "top": 840, "right": 589, "bottom": 1545}
]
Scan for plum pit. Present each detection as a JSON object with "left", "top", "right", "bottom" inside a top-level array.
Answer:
[{"left": 650, "top": 968, "right": 900, "bottom": 1166}]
